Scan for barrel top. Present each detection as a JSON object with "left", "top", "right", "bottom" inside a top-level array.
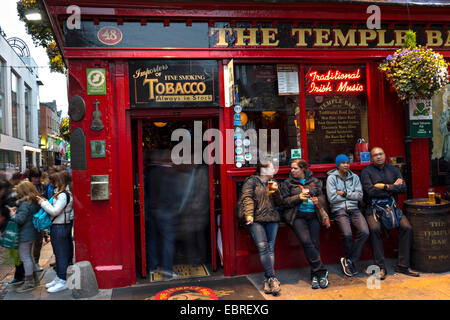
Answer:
[{"left": 404, "top": 198, "right": 450, "bottom": 207}]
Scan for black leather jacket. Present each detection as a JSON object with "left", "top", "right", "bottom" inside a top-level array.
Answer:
[{"left": 240, "top": 175, "right": 282, "bottom": 223}]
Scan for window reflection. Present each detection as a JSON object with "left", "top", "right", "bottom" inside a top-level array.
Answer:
[{"left": 234, "top": 64, "right": 301, "bottom": 167}]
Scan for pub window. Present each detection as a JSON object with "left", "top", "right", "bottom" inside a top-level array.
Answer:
[
  {"left": 233, "top": 64, "right": 301, "bottom": 167},
  {"left": 304, "top": 65, "right": 369, "bottom": 164}
]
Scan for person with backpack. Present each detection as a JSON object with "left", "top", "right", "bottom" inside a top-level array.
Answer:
[
  {"left": 8, "top": 181, "right": 41, "bottom": 293},
  {"left": 361, "top": 147, "right": 419, "bottom": 280},
  {"left": 36, "top": 172, "right": 73, "bottom": 293},
  {"left": 239, "top": 160, "right": 283, "bottom": 296},
  {"left": 326, "top": 154, "right": 369, "bottom": 277}
]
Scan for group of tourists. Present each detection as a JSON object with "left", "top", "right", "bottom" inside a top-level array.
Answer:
[
  {"left": 239, "top": 147, "right": 420, "bottom": 296},
  {"left": 0, "top": 165, "right": 73, "bottom": 294}
]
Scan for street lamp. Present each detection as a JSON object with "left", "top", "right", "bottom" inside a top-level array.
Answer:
[{"left": 25, "top": 9, "right": 42, "bottom": 21}]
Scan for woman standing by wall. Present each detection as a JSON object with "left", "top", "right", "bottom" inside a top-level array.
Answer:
[
  {"left": 36, "top": 172, "right": 73, "bottom": 293},
  {"left": 9, "top": 181, "right": 41, "bottom": 293},
  {"left": 280, "top": 159, "right": 330, "bottom": 289},
  {"left": 240, "top": 161, "right": 283, "bottom": 296}
]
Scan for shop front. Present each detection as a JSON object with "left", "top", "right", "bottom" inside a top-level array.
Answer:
[{"left": 43, "top": 0, "right": 450, "bottom": 288}]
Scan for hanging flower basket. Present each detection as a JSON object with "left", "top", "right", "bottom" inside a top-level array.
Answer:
[{"left": 379, "top": 44, "right": 450, "bottom": 101}]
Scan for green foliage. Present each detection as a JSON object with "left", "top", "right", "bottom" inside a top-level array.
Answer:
[
  {"left": 404, "top": 30, "right": 417, "bottom": 49},
  {"left": 16, "top": 0, "right": 65, "bottom": 73},
  {"left": 59, "top": 117, "right": 70, "bottom": 142}
]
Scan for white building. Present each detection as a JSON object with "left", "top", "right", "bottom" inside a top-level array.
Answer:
[{"left": 0, "top": 29, "right": 41, "bottom": 173}]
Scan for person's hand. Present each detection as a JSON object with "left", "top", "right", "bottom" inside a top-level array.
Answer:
[
  {"left": 8, "top": 207, "right": 16, "bottom": 216},
  {"left": 36, "top": 196, "right": 45, "bottom": 205},
  {"left": 394, "top": 178, "right": 403, "bottom": 186},
  {"left": 311, "top": 197, "right": 319, "bottom": 205},
  {"left": 336, "top": 190, "right": 345, "bottom": 196},
  {"left": 374, "top": 183, "right": 385, "bottom": 189},
  {"left": 299, "top": 192, "right": 308, "bottom": 201},
  {"left": 245, "top": 216, "right": 254, "bottom": 225}
]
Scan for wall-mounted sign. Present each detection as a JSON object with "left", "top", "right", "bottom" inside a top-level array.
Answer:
[
  {"left": 90, "top": 140, "right": 106, "bottom": 158},
  {"left": 91, "top": 175, "right": 109, "bottom": 200},
  {"left": 66, "top": 21, "right": 450, "bottom": 49},
  {"left": 70, "top": 128, "right": 86, "bottom": 170},
  {"left": 97, "top": 26, "right": 123, "bottom": 46},
  {"left": 306, "top": 68, "right": 364, "bottom": 94},
  {"left": 129, "top": 60, "right": 219, "bottom": 108},
  {"left": 68, "top": 95, "right": 86, "bottom": 122},
  {"left": 86, "top": 68, "right": 106, "bottom": 95},
  {"left": 409, "top": 99, "right": 433, "bottom": 138}
]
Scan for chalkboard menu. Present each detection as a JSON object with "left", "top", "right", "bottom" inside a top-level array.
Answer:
[{"left": 305, "top": 65, "right": 369, "bottom": 164}]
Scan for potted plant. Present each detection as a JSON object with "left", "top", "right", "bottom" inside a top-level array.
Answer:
[{"left": 379, "top": 30, "right": 449, "bottom": 101}]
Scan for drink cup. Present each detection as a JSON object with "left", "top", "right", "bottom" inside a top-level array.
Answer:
[
  {"left": 302, "top": 188, "right": 310, "bottom": 204},
  {"left": 428, "top": 192, "right": 436, "bottom": 204},
  {"left": 268, "top": 180, "right": 275, "bottom": 193},
  {"left": 435, "top": 193, "right": 441, "bottom": 204}
]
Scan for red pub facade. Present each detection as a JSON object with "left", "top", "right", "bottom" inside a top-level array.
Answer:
[{"left": 42, "top": 0, "right": 450, "bottom": 288}]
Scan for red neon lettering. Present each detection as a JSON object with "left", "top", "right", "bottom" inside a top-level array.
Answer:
[
  {"left": 336, "top": 81, "right": 364, "bottom": 93},
  {"left": 307, "top": 68, "right": 364, "bottom": 94},
  {"left": 307, "top": 69, "right": 361, "bottom": 82},
  {"left": 308, "top": 82, "right": 333, "bottom": 93}
]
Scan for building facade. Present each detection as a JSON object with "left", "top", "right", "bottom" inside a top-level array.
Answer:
[
  {"left": 0, "top": 29, "right": 41, "bottom": 173},
  {"left": 43, "top": 0, "right": 450, "bottom": 289},
  {"left": 39, "top": 99, "right": 68, "bottom": 167}
]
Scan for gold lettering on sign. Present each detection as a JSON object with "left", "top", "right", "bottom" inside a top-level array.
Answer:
[
  {"left": 209, "top": 28, "right": 233, "bottom": 47},
  {"left": 313, "top": 29, "right": 332, "bottom": 47},
  {"left": 209, "top": 26, "right": 450, "bottom": 48},
  {"left": 358, "top": 29, "right": 377, "bottom": 47},
  {"left": 333, "top": 29, "right": 357, "bottom": 47},
  {"left": 394, "top": 30, "right": 408, "bottom": 47},
  {"left": 426, "top": 30, "right": 443, "bottom": 47},
  {"left": 291, "top": 28, "right": 312, "bottom": 47},
  {"left": 445, "top": 31, "right": 450, "bottom": 46},
  {"left": 376, "top": 30, "right": 395, "bottom": 47},
  {"left": 260, "top": 28, "right": 279, "bottom": 47},
  {"left": 234, "top": 28, "right": 259, "bottom": 47}
]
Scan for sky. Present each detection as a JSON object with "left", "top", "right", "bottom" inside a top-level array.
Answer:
[{"left": 0, "top": 0, "right": 68, "bottom": 116}]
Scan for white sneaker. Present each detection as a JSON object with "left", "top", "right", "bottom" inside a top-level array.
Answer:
[
  {"left": 45, "top": 276, "right": 61, "bottom": 289},
  {"left": 47, "top": 279, "right": 67, "bottom": 293}
]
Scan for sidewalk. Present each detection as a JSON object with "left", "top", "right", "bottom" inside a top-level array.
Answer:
[{"left": 1, "top": 242, "right": 449, "bottom": 300}]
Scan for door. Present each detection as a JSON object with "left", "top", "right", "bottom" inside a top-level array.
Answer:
[
  {"left": 132, "top": 116, "right": 219, "bottom": 279},
  {"left": 132, "top": 119, "right": 146, "bottom": 278}
]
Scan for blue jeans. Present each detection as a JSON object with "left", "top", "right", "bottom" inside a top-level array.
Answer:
[
  {"left": 146, "top": 209, "right": 176, "bottom": 272},
  {"left": 333, "top": 209, "right": 370, "bottom": 263},
  {"left": 292, "top": 212, "right": 327, "bottom": 279},
  {"left": 247, "top": 222, "right": 278, "bottom": 279},
  {"left": 50, "top": 223, "right": 73, "bottom": 280}
]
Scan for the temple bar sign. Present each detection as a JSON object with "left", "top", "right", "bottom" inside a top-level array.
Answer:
[
  {"left": 210, "top": 27, "right": 450, "bottom": 48},
  {"left": 65, "top": 21, "right": 450, "bottom": 49},
  {"left": 129, "top": 60, "right": 219, "bottom": 108}
]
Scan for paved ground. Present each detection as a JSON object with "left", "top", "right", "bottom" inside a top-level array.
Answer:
[{"left": 1, "top": 242, "right": 449, "bottom": 300}]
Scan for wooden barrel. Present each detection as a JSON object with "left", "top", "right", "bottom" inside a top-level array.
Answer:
[{"left": 404, "top": 199, "right": 450, "bottom": 273}]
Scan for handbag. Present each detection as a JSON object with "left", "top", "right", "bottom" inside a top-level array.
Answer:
[
  {"left": 371, "top": 197, "right": 402, "bottom": 230},
  {"left": 0, "top": 221, "right": 20, "bottom": 249}
]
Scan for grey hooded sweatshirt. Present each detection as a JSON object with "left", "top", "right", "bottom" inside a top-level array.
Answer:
[{"left": 326, "top": 168, "right": 363, "bottom": 214}]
